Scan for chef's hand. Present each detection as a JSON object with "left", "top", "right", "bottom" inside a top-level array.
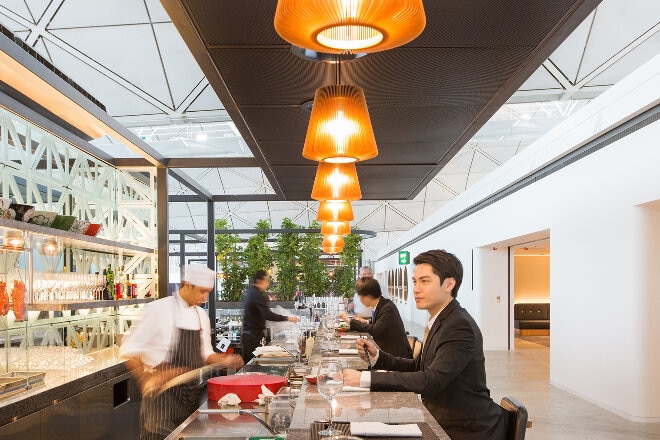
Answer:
[
  {"left": 209, "top": 353, "right": 244, "bottom": 371},
  {"left": 343, "top": 369, "right": 363, "bottom": 387},
  {"left": 141, "top": 367, "right": 187, "bottom": 397},
  {"left": 355, "top": 338, "right": 378, "bottom": 362},
  {"left": 287, "top": 316, "right": 301, "bottom": 323},
  {"left": 338, "top": 311, "right": 350, "bottom": 323}
]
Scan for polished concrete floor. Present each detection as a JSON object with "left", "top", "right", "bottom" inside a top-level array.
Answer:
[{"left": 401, "top": 318, "right": 660, "bottom": 439}]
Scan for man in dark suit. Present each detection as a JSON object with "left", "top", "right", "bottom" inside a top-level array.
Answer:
[
  {"left": 339, "top": 277, "right": 412, "bottom": 359},
  {"left": 344, "top": 250, "right": 507, "bottom": 440}
]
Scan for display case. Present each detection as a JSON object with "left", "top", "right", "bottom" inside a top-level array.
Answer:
[{"left": 0, "top": 105, "right": 158, "bottom": 399}]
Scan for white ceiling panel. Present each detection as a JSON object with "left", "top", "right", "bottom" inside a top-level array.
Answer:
[
  {"left": 233, "top": 201, "right": 271, "bottom": 214},
  {"left": 477, "top": 144, "right": 521, "bottom": 164},
  {"left": 469, "top": 150, "right": 500, "bottom": 173},
  {"left": 518, "top": 64, "right": 564, "bottom": 91},
  {"left": 50, "top": 25, "right": 173, "bottom": 108},
  {"left": 440, "top": 149, "right": 475, "bottom": 174},
  {"left": 186, "top": 84, "right": 225, "bottom": 112},
  {"left": 49, "top": 0, "right": 149, "bottom": 28},
  {"left": 585, "top": 31, "right": 660, "bottom": 86},
  {"left": 548, "top": 11, "right": 594, "bottom": 84},
  {"left": 152, "top": 22, "right": 205, "bottom": 107},
  {"left": 0, "top": 3, "right": 33, "bottom": 23},
  {"left": 436, "top": 173, "right": 469, "bottom": 195},
  {"left": 25, "top": 0, "right": 49, "bottom": 22},
  {"left": 578, "top": 2, "right": 660, "bottom": 83},
  {"left": 145, "top": 0, "right": 173, "bottom": 23},
  {"left": 424, "top": 180, "right": 460, "bottom": 201},
  {"left": 42, "top": 38, "right": 166, "bottom": 116}
]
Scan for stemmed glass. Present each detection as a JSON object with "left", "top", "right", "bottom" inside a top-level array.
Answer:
[{"left": 317, "top": 360, "right": 344, "bottom": 436}]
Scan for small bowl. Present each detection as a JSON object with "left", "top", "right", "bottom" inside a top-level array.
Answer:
[
  {"left": 84, "top": 223, "right": 102, "bottom": 237},
  {"left": 51, "top": 215, "right": 76, "bottom": 231},
  {"left": 9, "top": 203, "right": 35, "bottom": 222},
  {"left": 305, "top": 375, "right": 317, "bottom": 385},
  {"left": 29, "top": 211, "right": 57, "bottom": 227}
]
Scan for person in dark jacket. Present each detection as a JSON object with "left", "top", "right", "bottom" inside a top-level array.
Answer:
[
  {"left": 339, "top": 277, "right": 412, "bottom": 359},
  {"left": 343, "top": 250, "right": 508, "bottom": 440},
  {"left": 241, "top": 270, "right": 299, "bottom": 363}
]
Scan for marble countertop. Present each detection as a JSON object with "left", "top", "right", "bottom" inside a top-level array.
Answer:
[{"left": 0, "top": 347, "right": 128, "bottom": 426}]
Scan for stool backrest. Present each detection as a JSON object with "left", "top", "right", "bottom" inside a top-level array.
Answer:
[{"left": 500, "top": 396, "right": 529, "bottom": 440}]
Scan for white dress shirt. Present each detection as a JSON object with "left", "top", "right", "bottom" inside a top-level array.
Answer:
[{"left": 119, "top": 293, "right": 214, "bottom": 368}]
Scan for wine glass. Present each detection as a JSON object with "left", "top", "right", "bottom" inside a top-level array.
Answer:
[{"left": 317, "top": 360, "right": 344, "bottom": 436}]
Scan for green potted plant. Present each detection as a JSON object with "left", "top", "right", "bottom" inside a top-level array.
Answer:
[{"left": 273, "top": 218, "right": 300, "bottom": 300}]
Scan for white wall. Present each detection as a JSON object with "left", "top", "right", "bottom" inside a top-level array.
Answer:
[{"left": 381, "top": 53, "right": 660, "bottom": 421}]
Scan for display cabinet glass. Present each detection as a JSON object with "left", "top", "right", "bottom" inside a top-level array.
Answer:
[{"left": 0, "top": 105, "right": 157, "bottom": 397}]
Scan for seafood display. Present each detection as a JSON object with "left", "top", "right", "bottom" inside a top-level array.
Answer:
[
  {"left": 0, "top": 280, "right": 8, "bottom": 315},
  {"left": 10, "top": 279, "right": 25, "bottom": 321}
]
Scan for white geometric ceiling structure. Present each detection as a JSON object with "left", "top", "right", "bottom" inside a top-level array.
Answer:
[{"left": 0, "top": 0, "right": 658, "bottom": 263}]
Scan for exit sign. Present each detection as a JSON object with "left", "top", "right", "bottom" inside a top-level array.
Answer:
[{"left": 398, "top": 251, "right": 410, "bottom": 265}]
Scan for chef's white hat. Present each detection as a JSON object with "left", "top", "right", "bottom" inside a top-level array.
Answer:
[{"left": 182, "top": 264, "right": 215, "bottom": 288}]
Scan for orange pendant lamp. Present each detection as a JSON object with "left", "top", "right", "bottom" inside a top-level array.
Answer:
[
  {"left": 303, "top": 84, "right": 377, "bottom": 163},
  {"left": 323, "top": 235, "right": 345, "bottom": 249},
  {"left": 323, "top": 246, "right": 343, "bottom": 254},
  {"left": 274, "top": 0, "right": 426, "bottom": 54},
  {"left": 311, "top": 162, "right": 362, "bottom": 201},
  {"left": 317, "top": 200, "right": 354, "bottom": 222},
  {"left": 321, "top": 221, "right": 351, "bottom": 236}
]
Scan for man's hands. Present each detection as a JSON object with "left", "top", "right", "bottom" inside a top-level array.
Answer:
[
  {"left": 343, "top": 368, "right": 363, "bottom": 387},
  {"left": 207, "top": 353, "right": 245, "bottom": 371},
  {"left": 355, "top": 337, "right": 378, "bottom": 362},
  {"left": 338, "top": 311, "right": 351, "bottom": 324},
  {"left": 287, "top": 316, "right": 301, "bottom": 323}
]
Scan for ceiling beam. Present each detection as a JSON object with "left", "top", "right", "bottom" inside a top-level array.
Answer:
[
  {"left": 168, "top": 168, "right": 213, "bottom": 201},
  {"left": 167, "top": 157, "right": 258, "bottom": 168},
  {"left": 169, "top": 194, "right": 280, "bottom": 202}
]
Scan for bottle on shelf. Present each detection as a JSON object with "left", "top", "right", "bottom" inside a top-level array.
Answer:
[
  {"left": 116, "top": 266, "right": 125, "bottom": 299},
  {"left": 106, "top": 265, "right": 115, "bottom": 300}
]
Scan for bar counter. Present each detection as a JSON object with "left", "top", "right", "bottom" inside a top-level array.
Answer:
[{"left": 167, "top": 331, "right": 450, "bottom": 439}]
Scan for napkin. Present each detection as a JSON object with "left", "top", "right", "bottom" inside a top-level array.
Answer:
[
  {"left": 340, "top": 335, "right": 360, "bottom": 340},
  {"left": 253, "top": 384, "right": 275, "bottom": 405},
  {"left": 338, "top": 348, "right": 359, "bottom": 355},
  {"left": 218, "top": 392, "right": 241, "bottom": 406},
  {"left": 342, "top": 386, "right": 370, "bottom": 393},
  {"left": 253, "top": 346, "right": 291, "bottom": 358},
  {"left": 350, "top": 422, "right": 422, "bottom": 437}
]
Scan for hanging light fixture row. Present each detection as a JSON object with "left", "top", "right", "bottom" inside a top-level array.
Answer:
[
  {"left": 311, "top": 162, "right": 362, "bottom": 201},
  {"left": 303, "top": 84, "right": 377, "bottom": 163},
  {"left": 317, "top": 200, "right": 354, "bottom": 222},
  {"left": 274, "top": 0, "right": 426, "bottom": 54}
]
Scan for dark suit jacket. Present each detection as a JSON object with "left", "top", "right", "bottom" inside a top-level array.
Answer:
[
  {"left": 370, "top": 299, "right": 507, "bottom": 440},
  {"left": 349, "top": 297, "right": 412, "bottom": 359},
  {"left": 242, "top": 285, "right": 287, "bottom": 337}
]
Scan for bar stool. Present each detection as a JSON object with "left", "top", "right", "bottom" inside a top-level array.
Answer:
[{"left": 500, "top": 396, "right": 531, "bottom": 440}]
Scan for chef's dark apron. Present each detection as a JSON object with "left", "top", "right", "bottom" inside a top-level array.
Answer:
[{"left": 140, "top": 306, "right": 205, "bottom": 440}]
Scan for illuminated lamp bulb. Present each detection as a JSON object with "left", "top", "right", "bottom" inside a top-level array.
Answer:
[
  {"left": 274, "top": 0, "right": 426, "bottom": 54},
  {"left": 303, "top": 84, "right": 377, "bottom": 163},
  {"left": 311, "top": 162, "right": 361, "bottom": 201}
]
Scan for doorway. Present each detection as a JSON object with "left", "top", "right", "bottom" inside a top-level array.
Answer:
[{"left": 512, "top": 239, "right": 550, "bottom": 348}]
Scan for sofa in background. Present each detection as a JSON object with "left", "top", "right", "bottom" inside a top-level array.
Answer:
[{"left": 514, "top": 303, "right": 550, "bottom": 336}]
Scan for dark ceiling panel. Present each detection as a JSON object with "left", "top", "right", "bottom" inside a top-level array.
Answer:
[{"left": 165, "top": 0, "right": 603, "bottom": 201}]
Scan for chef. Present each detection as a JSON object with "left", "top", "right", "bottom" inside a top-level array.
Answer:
[{"left": 120, "top": 264, "right": 244, "bottom": 440}]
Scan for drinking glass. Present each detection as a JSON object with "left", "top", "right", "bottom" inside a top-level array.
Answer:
[{"left": 317, "top": 360, "right": 344, "bottom": 436}]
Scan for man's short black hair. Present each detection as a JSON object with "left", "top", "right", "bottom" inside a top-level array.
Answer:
[
  {"left": 355, "top": 277, "right": 382, "bottom": 299},
  {"left": 252, "top": 270, "right": 268, "bottom": 284},
  {"left": 413, "top": 250, "right": 463, "bottom": 298}
]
